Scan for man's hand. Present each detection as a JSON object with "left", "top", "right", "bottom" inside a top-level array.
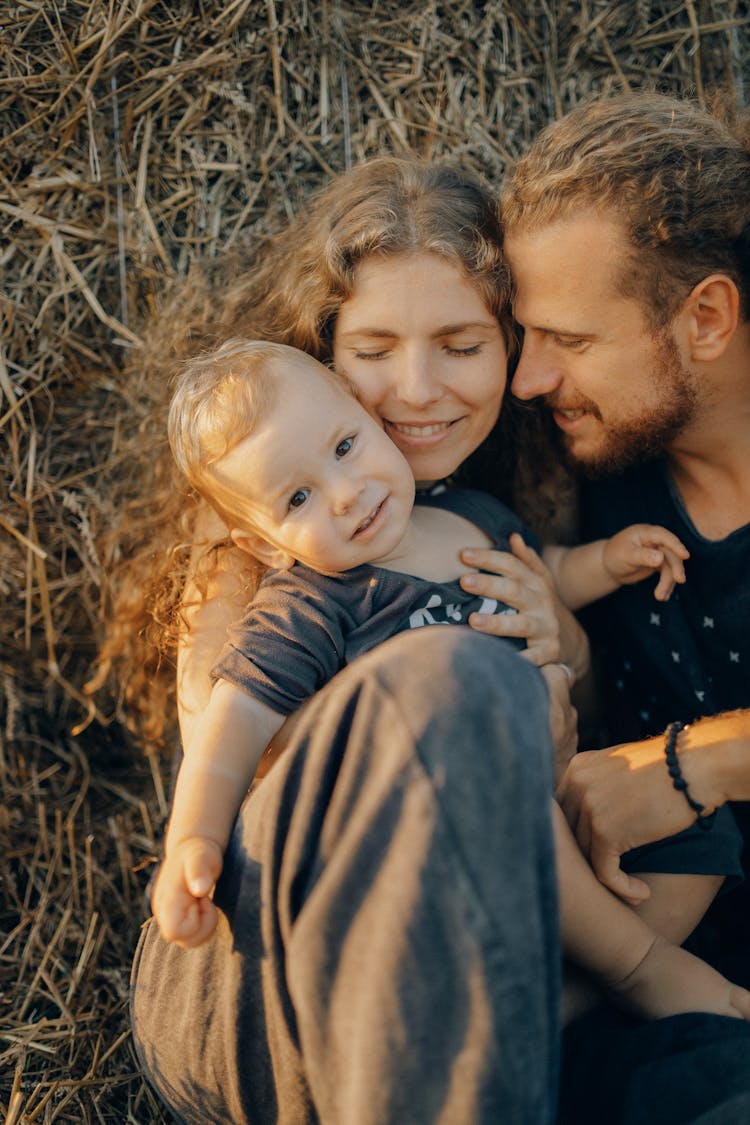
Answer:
[
  {"left": 556, "top": 735, "right": 701, "bottom": 905},
  {"left": 151, "top": 836, "right": 224, "bottom": 948}
]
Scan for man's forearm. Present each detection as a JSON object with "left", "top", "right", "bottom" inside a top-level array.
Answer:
[{"left": 678, "top": 709, "right": 750, "bottom": 810}]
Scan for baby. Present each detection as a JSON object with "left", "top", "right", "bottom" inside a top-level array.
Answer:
[{"left": 153, "top": 338, "right": 749, "bottom": 1024}]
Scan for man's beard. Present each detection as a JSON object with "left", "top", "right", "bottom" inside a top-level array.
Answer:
[{"left": 560, "top": 332, "right": 698, "bottom": 477}]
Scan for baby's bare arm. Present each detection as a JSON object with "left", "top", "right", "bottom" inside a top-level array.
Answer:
[
  {"left": 545, "top": 525, "right": 689, "bottom": 612},
  {"left": 153, "top": 680, "right": 283, "bottom": 946},
  {"left": 543, "top": 541, "right": 610, "bottom": 612},
  {"left": 172, "top": 680, "right": 283, "bottom": 844},
  {"left": 554, "top": 805, "right": 749, "bottom": 1023},
  {"left": 177, "top": 556, "right": 257, "bottom": 742},
  {"left": 628, "top": 871, "right": 724, "bottom": 944}
]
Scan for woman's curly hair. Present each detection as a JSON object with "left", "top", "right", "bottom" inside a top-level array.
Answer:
[{"left": 91, "top": 156, "right": 574, "bottom": 746}]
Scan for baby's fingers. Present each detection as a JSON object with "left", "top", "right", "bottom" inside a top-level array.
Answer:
[
  {"left": 653, "top": 550, "right": 688, "bottom": 602},
  {"left": 153, "top": 878, "right": 200, "bottom": 943},
  {"left": 653, "top": 568, "right": 676, "bottom": 602},
  {"left": 174, "top": 897, "right": 219, "bottom": 949},
  {"left": 183, "top": 837, "right": 223, "bottom": 898},
  {"left": 638, "top": 525, "right": 690, "bottom": 560},
  {"left": 153, "top": 871, "right": 219, "bottom": 947},
  {"left": 663, "top": 548, "right": 687, "bottom": 584}
]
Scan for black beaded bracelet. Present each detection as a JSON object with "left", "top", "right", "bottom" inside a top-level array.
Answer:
[{"left": 664, "top": 720, "right": 716, "bottom": 831}]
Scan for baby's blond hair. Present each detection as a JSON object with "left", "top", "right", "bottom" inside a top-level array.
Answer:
[{"left": 169, "top": 339, "right": 344, "bottom": 529}]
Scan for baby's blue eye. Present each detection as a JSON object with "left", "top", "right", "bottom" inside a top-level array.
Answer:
[
  {"left": 336, "top": 436, "right": 354, "bottom": 458},
  {"left": 289, "top": 488, "right": 310, "bottom": 510}
]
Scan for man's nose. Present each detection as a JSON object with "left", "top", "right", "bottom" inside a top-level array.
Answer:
[{"left": 511, "top": 337, "right": 563, "bottom": 401}]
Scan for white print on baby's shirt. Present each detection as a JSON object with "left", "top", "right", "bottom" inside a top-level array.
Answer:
[{"left": 408, "top": 593, "right": 517, "bottom": 629}]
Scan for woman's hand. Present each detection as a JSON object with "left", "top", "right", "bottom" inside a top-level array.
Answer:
[
  {"left": 460, "top": 533, "right": 590, "bottom": 680},
  {"left": 540, "top": 663, "right": 579, "bottom": 783}
]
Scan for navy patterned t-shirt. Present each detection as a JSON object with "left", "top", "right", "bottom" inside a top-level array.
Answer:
[{"left": 581, "top": 460, "right": 748, "bottom": 979}]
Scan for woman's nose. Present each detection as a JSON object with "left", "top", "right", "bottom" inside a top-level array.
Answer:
[
  {"left": 511, "top": 337, "right": 563, "bottom": 402},
  {"left": 394, "top": 348, "right": 441, "bottom": 407}
]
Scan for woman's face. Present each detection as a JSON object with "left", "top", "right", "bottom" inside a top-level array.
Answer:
[{"left": 333, "top": 252, "right": 508, "bottom": 485}]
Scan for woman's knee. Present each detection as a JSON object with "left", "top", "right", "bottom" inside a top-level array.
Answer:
[
  {"left": 292, "top": 628, "right": 554, "bottom": 820},
  {"left": 343, "top": 627, "right": 543, "bottom": 715},
  {"left": 341, "top": 629, "right": 550, "bottom": 762}
]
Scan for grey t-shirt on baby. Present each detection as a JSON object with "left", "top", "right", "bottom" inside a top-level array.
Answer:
[{"left": 213, "top": 488, "right": 536, "bottom": 716}]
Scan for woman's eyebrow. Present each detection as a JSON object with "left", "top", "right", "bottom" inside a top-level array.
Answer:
[
  {"left": 335, "top": 327, "right": 398, "bottom": 338},
  {"left": 431, "top": 321, "right": 497, "bottom": 336},
  {"left": 337, "top": 321, "right": 496, "bottom": 338}
]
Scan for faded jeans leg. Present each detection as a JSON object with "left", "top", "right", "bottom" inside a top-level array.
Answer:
[{"left": 131, "top": 628, "right": 560, "bottom": 1125}]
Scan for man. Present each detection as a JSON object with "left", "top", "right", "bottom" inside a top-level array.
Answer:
[{"left": 502, "top": 92, "right": 750, "bottom": 1125}]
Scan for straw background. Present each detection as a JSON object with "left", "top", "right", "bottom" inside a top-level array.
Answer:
[{"left": 2, "top": 2, "right": 749, "bottom": 1120}]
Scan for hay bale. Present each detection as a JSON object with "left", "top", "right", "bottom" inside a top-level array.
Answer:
[{"left": 1, "top": 2, "right": 748, "bottom": 1117}]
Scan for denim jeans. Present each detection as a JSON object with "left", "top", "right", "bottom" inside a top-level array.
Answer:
[{"left": 131, "top": 629, "right": 560, "bottom": 1124}]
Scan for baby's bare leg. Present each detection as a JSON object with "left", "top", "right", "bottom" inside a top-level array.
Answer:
[{"left": 553, "top": 802, "right": 750, "bottom": 1022}]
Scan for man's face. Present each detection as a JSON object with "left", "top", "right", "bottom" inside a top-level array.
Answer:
[{"left": 505, "top": 212, "right": 698, "bottom": 474}]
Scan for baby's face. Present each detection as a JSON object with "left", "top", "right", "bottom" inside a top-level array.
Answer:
[{"left": 214, "top": 352, "right": 416, "bottom": 573}]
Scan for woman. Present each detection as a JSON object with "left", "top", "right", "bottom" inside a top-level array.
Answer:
[{"left": 126, "top": 158, "right": 584, "bottom": 1123}]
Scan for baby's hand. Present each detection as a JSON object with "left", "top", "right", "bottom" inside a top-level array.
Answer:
[
  {"left": 602, "top": 524, "right": 689, "bottom": 601},
  {"left": 151, "top": 836, "right": 224, "bottom": 948}
]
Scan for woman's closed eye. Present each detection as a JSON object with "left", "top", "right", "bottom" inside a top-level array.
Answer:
[
  {"left": 352, "top": 349, "right": 390, "bottom": 361},
  {"left": 351, "top": 342, "right": 483, "bottom": 360},
  {"left": 445, "top": 343, "right": 481, "bottom": 357}
]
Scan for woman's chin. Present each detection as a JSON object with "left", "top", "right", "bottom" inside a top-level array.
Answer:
[
  {"left": 399, "top": 444, "right": 462, "bottom": 484},
  {"left": 408, "top": 455, "right": 461, "bottom": 485}
]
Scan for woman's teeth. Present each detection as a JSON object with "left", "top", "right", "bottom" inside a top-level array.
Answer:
[{"left": 389, "top": 421, "right": 452, "bottom": 436}]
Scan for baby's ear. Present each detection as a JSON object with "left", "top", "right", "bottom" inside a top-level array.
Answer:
[{"left": 230, "top": 528, "right": 295, "bottom": 571}]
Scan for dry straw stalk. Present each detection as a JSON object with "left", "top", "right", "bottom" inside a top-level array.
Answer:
[{"left": 1, "top": 1, "right": 748, "bottom": 1119}]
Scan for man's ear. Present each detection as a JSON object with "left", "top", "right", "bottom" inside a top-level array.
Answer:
[
  {"left": 230, "top": 528, "right": 295, "bottom": 570},
  {"left": 684, "top": 274, "right": 740, "bottom": 361}
]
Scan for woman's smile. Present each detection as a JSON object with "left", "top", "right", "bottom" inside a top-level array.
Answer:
[
  {"left": 385, "top": 417, "right": 461, "bottom": 442},
  {"left": 334, "top": 252, "right": 508, "bottom": 483}
]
